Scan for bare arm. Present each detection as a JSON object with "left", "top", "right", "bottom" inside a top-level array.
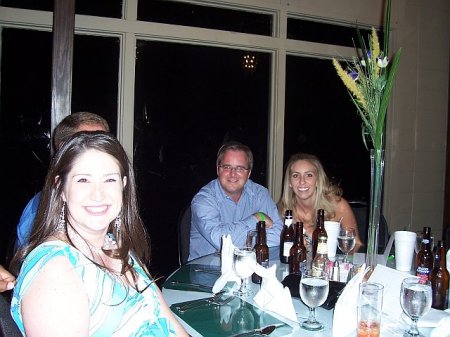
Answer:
[
  {"left": 0, "top": 265, "right": 15, "bottom": 292},
  {"left": 21, "top": 256, "right": 90, "bottom": 337},
  {"left": 334, "top": 197, "right": 363, "bottom": 250}
]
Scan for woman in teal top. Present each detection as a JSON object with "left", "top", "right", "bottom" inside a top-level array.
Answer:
[{"left": 10, "top": 132, "right": 187, "bottom": 337}]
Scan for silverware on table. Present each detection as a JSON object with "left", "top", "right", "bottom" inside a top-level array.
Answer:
[
  {"left": 231, "top": 324, "right": 277, "bottom": 337},
  {"left": 193, "top": 267, "right": 221, "bottom": 275},
  {"left": 167, "top": 281, "right": 213, "bottom": 291},
  {"left": 176, "top": 293, "right": 233, "bottom": 313}
]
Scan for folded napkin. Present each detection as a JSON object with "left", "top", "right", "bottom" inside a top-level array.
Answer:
[
  {"left": 212, "top": 235, "right": 241, "bottom": 294},
  {"left": 332, "top": 263, "right": 366, "bottom": 337},
  {"left": 253, "top": 264, "right": 298, "bottom": 322}
]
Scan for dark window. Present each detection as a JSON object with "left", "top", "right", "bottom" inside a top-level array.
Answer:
[
  {"left": 287, "top": 18, "right": 372, "bottom": 48},
  {"left": 284, "top": 55, "right": 370, "bottom": 202},
  {"left": 72, "top": 34, "right": 119, "bottom": 134},
  {"left": 0, "top": 28, "right": 119, "bottom": 265},
  {"left": 1, "top": 0, "right": 122, "bottom": 18},
  {"left": 138, "top": 0, "right": 272, "bottom": 36},
  {"left": 133, "top": 41, "right": 271, "bottom": 277}
]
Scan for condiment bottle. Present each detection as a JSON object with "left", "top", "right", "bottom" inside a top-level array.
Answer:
[
  {"left": 280, "top": 209, "right": 294, "bottom": 264},
  {"left": 312, "top": 209, "right": 327, "bottom": 259},
  {"left": 430, "top": 240, "right": 449, "bottom": 309},
  {"left": 289, "top": 222, "right": 307, "bottom": 275},
  {"left": 312, "top": 234, "right": 329, "bottom": 277},
  {"left": 252, "top": 221, "right": 269, "bottom": 284},
  {"left": 416, "top": 226, "right": 434, "bottom": 283}
]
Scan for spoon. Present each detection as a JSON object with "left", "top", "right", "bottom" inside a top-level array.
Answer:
[{"left": 231, "top": 324, "right": 276, "bottom": 337}]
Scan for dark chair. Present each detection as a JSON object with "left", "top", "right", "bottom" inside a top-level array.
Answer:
[
  {"left": 0, "top": 294, "right": 22, "bottom": 337},
  {"left": 177, "top": 205, "right": 192, "bottom": 266},
  {"left": 348, "top": 200, "right": 389, "bottom": 251}
]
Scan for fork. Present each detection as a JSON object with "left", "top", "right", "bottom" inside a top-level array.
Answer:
[{"left": 177, "top": 294, "right": 233, "bottom": 313}]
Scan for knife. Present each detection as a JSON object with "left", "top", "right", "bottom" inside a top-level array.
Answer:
[{"left": 231, "top": 324, "right": 277, "bottom": 337}]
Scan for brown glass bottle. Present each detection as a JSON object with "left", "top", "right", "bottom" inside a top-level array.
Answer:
[
  {"left": 430, "top": 240, "right": 449, "bottom": 309},
  {"left": 252, "top": 221, "right": 269, "bottom": 284},
  {"left": 280, "top": 209, "right": 294, "bottom": 264},
  {"left": 289, "top": 222, "right": 307, "bottom": 275},
  {"left": 415, "top": 226, "right": 434, "bottom": 283},
  {"left": 312, "top": 234, "right": 328, "bottom": 277},
  {"left": 312, "top": 209, "right": 327, "bottom": 259}
]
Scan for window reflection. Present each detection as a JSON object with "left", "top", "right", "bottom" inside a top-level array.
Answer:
[
  {"left": 134, "top": 41, "right": 271, "bottom": 276},
  {"left": 284, "top": 55, "right": 370, "bottom": 202}
]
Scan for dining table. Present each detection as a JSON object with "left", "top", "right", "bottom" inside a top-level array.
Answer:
[{"left": 162, "top": 246, "right": 441, "bottom": 337}]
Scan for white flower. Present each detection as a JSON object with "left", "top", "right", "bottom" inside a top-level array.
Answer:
[{"left": 377, "top": 56, "right": 388, "bottom": 68}]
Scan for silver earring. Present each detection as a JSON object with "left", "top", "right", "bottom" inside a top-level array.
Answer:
[
  {"left": 103, "top": 215, "right": 121, "bottom": 250},
  {"left": 56, "top": 202, "right": 66, "bottom": 232}
]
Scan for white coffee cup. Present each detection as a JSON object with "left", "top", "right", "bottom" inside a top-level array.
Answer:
[
  {"left": 394, "top": 231, "right": 417, "bottom": 271},
  {"left": 324, "top": 221, "right": 340, "bottom": 258}
]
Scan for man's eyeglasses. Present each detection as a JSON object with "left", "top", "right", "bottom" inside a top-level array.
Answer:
[{"left": 218, "top": 165, "right": 249, "bottom": 173}]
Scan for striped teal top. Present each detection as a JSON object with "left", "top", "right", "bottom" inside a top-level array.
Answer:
[{"left": 11, "top": 241, "right": 177, "bottom": 336}]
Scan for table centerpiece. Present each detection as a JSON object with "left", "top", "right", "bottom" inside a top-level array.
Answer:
[{"left": 332, "top": 0, "right": 402, "bottom": 274}]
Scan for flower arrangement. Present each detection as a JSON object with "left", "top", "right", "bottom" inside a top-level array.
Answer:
[
  {"left": 332, "top": 0, "right": 402, "bottom": 272},
  {"left": 332, "top": 0, "right": 401, "bottom": 151}
]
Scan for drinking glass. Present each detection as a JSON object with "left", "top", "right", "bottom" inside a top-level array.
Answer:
[
  {"left": 400, "top": 277, "right": 432, "bottom": 337},
  {"left": 233, "top": 247, "right": 256, "bottom": 297},
  {"left": 245, "top": 230, "right": 257, "bottom": 249},
  {"left": 338, "top": 227, "right": 356, "bottom": 263},
  {"left": 299, "top": 271, "right": 329, "bottom": 331}
]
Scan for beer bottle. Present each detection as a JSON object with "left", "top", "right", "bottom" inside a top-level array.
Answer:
[
  {"left": 252, "top": 221, "right": 269, "bottom": 284},
  {"left": 415, "top": 226, "right": 434, "bottom": 283},
  {"left": 312, "top": 209, "right": 327, "bottom": 259},
  {"left": 312, "top": 234, "right": 328, "bottom": 277},
  {"left": 289, "top": 222, "right": 307, "bottom": 275},
  {"left": 280, "top": 209, "right": 294, "bottom": 264},
  {"left": 430, "top": 240, "right": 449, "bottom": 309}
]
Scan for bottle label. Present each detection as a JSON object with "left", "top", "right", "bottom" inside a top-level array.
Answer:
[
  {"left": 312, "top": 262, "right": 324, "bottom": 277},
  {"left": 416, "top": 266, "right": 431, "bottom": 283},
  {"left": 317, "top": 242, "right": 328, "bottom": 254},
  {"left": 283, "top": 242, "right": 294, "bottom": 257},
  {"left": 285, "top": 219, "right": 293, "bottom": 226}
]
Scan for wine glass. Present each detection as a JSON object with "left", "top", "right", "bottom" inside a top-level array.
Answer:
[
  {"left": 233, "top": 247, "right": 256, "bottom": 297},
  {"left": 337, "top": 227, "right": 356, "bottom": 263},
  {"left": 299, "top": 271, "right": 329, "bottom": 331},
  {"left": 400, "top": 277, "right": 432, "bottom": 337}
]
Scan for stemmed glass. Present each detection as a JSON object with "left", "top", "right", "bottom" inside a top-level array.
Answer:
[
  {"left": 337, "top": 227, "right": 356, "bottom": 263},
  {"left": 400, "top": 277, "right": 432, "bottom": 337},
  {"left": 233, "top": 247, "right": 257, "bottom": 297},
  {"left": 299, "top": 271, "right": 329, "bottom": 331}
]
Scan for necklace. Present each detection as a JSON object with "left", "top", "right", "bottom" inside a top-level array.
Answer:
[{"left": 66, "top": 225, "right": 106, "bottom": 257}]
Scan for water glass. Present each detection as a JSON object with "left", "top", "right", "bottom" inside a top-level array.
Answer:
[
  {"left": 233, "top": 247, "right": 256, "bottom": 297},
  {"left": 299, "top": 271, "right": 329, "bottom": 331},
  {"left": 400, "top": 277, "right": 432, "bottom": 337}
]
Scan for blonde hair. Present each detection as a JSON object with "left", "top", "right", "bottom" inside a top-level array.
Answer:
[{"left": 277, "top": 153, "right": 342, "bottom": 224}]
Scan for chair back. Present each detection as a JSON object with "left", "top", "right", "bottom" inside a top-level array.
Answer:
[
  {"left": 177, "top": 206, "right": 192, "bottom": 266},
  {"left": 0, "top": 295, "right": 22, "bottom": 337},
  {"left": 348, "top": 200, "right": 389, "bottom": 250}
]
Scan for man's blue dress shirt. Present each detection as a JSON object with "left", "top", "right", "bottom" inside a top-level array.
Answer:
[
  {"left": 189, "top": 179, "right": 283, "bottom": 261},
  {"left": 16, "top": 192, "right": 41, "bottom": 248}
]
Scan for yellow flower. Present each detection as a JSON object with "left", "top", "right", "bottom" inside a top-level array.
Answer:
[
  {"left": 332, "top": 59, "right": 367, "bottom": 109},
  {"left": 371, "top": 28, "right": 381, "bottom": 77}
]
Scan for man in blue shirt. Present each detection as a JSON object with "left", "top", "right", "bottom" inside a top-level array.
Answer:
[
  {"left": 15, "top": 112, "right": 110, "bottom": 248},
  {"left": 189, "top": 141, "right": 283, "bottom": 260}
]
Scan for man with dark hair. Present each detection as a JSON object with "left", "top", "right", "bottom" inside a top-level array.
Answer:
[
  {"left": 189, "top": 141, "right": 283, "bottom": 260},
  {"left": 16, "top": 112, "right": 110, "bottom": 248}
]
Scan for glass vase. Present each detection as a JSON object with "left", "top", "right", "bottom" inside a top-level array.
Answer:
[{"left": 365, "top": 148, "right": 385, "bottom": 277}]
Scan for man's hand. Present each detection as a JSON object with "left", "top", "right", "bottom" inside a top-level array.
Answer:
[{"left": 0, "top": 264, "right": 15, "bottom": 292}]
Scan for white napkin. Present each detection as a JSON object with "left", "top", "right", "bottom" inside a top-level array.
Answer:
[
  {"left": 332, "top": 263, "right": 366, "bottom": 337},
  {"left": 253, "top": 264, "right": 298, "bottom": 322},
  {"left": 430, "top": 309, "right": 450, "bottom": 337},
  {"left": 212, "top": 235, "right": 241, "bottom": 293}
]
